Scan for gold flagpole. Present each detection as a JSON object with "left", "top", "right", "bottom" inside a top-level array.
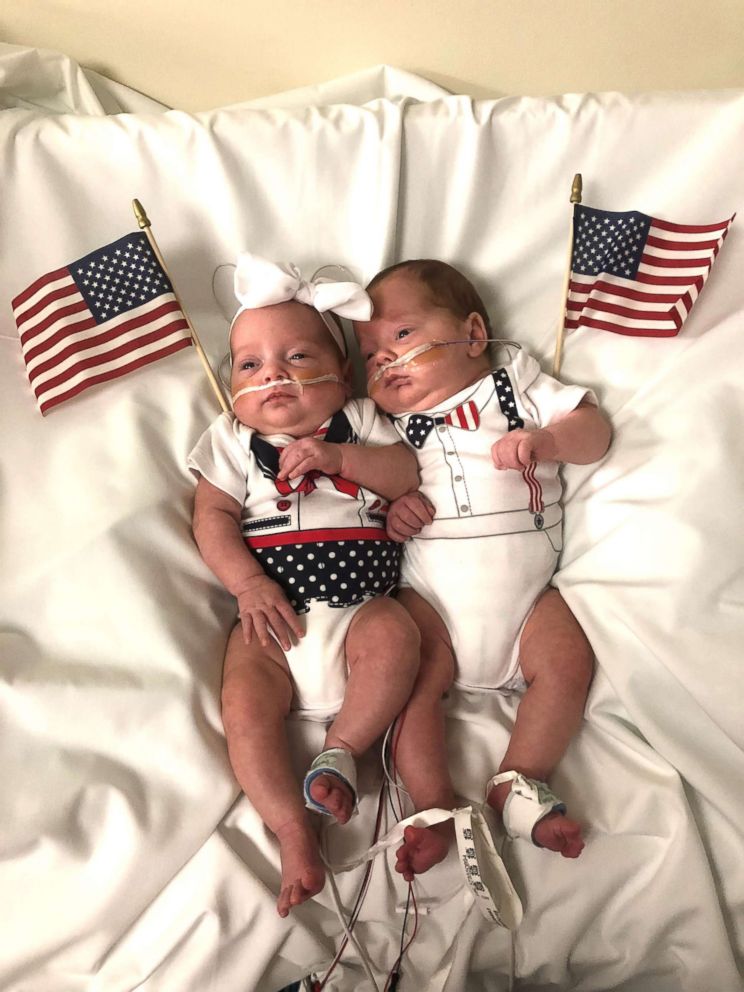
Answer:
[
  {"left": 132, "top": 199, "right": 229, "bottom": 412},
  {"left": 552, "top": 173, "right": 582, "bottom": 377}
]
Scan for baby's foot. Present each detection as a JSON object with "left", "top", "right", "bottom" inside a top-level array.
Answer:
[
  {"left": 308, "top": 773, "right": 355, "bottom": 825},
  {"left": 531, "top": 811, "right": 585, "bottom": 859},
  {"left": 395, "top": 821, "right": 453, "bottom": 882},
  {"left": 487, "top": 779, "right": 585, "bottom": 859},
  {"left": 275, "top": 818, "right": 326, "bottom": 918}
]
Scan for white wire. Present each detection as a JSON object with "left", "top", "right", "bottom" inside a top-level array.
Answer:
[
  {"left": 319, "top": 824, "right": 381, "bottom": 992},
  {"left": 496, "top": 832, "right": 517, "bottom": 992},
  {"left": 380, "top": 720, "right": 410, "bottom": 803}
]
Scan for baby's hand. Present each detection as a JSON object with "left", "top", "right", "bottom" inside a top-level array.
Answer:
[
  {"left": 278, "top": 438, "right": 343, "bottom": 480},
  {"left": 236, "top": 575, "right": 304, "bottom": 652},
  {"left": 491, "top": 428, "right": 557, "bottom": 471},
  {"left": 386, "top": 491, "right": 436, "bottom": 542}
]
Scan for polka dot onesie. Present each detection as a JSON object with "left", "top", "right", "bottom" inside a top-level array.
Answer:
[{"left": 188, "top": 400, "right": 402, "bottom": 717}]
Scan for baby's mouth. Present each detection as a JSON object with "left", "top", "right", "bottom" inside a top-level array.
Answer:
[
  {"left": 262, "top": 388, "right": 295, "bottom": 403},
  {"left": 382, "top": 371, "right": 411, "bottom": 387}
]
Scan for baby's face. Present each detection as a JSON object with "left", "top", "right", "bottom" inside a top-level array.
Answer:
[
  {"left": 354, "top": 272, "right": 489, "bottom": 415},
  {"left": 230, "top": 301, "right": 348, "bottom": 436}
]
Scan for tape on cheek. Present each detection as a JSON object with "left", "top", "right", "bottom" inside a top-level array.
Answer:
[
  {"left": 367, "top": 336, "right": 512, "bottom": 393},
  {"left": 231, "top": 372, "right": 344, "bottom": 404},
  {"left": 367, "top": 340, "right": 449, "bottom": 392}
]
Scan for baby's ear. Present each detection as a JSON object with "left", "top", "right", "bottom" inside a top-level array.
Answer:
[{"left": 466, "top": 312, "right": 489, "bottom": 356}]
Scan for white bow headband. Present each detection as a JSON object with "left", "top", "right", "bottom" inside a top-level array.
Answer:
[{"left": 231, "top": 252, "right": 372, "bottom": 356}]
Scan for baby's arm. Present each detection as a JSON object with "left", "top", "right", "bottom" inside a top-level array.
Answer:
[
  {"left": 491, "top": 400, "right": 611, "bottom": 470},
  {"left": 192, "top": 476, "right": 303, "bottom": 651},
  {"left": 278, "top": 439, "right": 418, "bottom": 501}
]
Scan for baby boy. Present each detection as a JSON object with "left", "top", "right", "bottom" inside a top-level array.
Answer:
[{"left": 354, "top": 259, "right": 611, "bottom": 874}]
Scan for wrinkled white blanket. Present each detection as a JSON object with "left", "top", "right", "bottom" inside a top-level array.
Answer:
[{"left": 1, "top": 42, "right": 742, "bottom": 992}]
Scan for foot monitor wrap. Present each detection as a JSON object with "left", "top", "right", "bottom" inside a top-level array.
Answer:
[
  {"left": 303, "top": 747, "right": 358, "bottom": 816},
  {"left": 486, "top": 771, "right": 566, "bottom": 846}
]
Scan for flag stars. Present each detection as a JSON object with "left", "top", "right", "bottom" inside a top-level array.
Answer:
[{"left": 72, "top": 234, "right": 172, "bottom": 322}]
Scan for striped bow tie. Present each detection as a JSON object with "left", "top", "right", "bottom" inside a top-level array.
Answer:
[{"left": 405, "top": 400, "right": 480, "bottom": 449}]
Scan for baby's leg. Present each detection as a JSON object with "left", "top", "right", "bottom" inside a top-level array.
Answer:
[
  {"left": 487, "top": 588, "right": 594, "bottom": 858},
  {"left": 307, "top": 597, "right": 420, "bottom": 824},
  {"left": 390, "top": 589, "right": 456, "bottom": 880},
  {"left": 220, "top": 624, "right": 324, "bottom": 917}
]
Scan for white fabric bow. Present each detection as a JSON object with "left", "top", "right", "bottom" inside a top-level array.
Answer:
[{"left": 232, "top": 252, "right": 372, "bottom": 355}]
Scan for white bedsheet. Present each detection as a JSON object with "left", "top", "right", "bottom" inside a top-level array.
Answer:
[{"left": 1, "top": 42, "right": 742, "bottom": 992}]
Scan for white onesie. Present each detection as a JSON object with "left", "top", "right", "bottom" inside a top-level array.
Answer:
[
  {"left": 389, "top": 346, "right": 596, "bottom": 691},
  {"left": 188, "top": 398, "right": 402, "bottom": 719}
]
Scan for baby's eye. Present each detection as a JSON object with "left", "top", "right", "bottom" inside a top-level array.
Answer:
[
  {"left": 396, "top": 328, "right": 413, "bottom": 341},
  {"left": 289, "top": 352, "right": 307, "bottom": 361},
  {"left": 239, "top": 359, "right": 258, "bottom": 371}
]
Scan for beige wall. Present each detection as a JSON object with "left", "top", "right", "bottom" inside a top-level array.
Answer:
[{"left": 2, "top": 0, "right": 744, "bottom": 111}]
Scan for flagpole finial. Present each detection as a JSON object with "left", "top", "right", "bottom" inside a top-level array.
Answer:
[
  {"left": 553, "top": 174, "right": 582, "bottom": 377},
  {"left": 132, "top": 199, "right": 151, "bottom": 230}
]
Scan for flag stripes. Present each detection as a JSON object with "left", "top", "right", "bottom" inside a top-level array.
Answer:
[{"left": 12, "top": 231, "right": 193, "bottom": 414}]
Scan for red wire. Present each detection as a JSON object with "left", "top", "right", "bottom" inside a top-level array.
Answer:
[
  {"left": 401, "top": 883, "right": 420, "bottom": 957},
  {"left": 315, "top": 767, "right": 388, "bottom": 991},
  {"left": 320, "top": 718, "right": 419, "bottom": 992},
  {"left": 382, "top": 712, "right": 421, "bottom": 991},
  {"left": 382, "top": 883, "right": 421, "bottom": 991}
]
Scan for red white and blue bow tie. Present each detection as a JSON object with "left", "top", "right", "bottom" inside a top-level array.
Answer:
[{"left": 405, "top": 400, "right": 480, "bottom": 449}]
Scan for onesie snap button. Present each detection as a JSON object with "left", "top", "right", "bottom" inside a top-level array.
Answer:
[
  {"left": 454, "top": 474, "right": 463, "bottom": 482},
  {"left": 460, "top": 504, "right": 470, "bottom": 512},
  {"left": 438, "top": 426, "right": 446, "bottom": 433}
]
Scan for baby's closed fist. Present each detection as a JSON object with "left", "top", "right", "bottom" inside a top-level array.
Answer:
[
  {"left": 278, "top": 438, "right": 343, "bottom": 480},
  {"left": 386, "top": 491, "right": 436, "bottom": 542}
]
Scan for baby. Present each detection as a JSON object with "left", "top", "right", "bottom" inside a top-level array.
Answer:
[
  {"left": 189, "top": 254, "right": 429, "bottom": 918},
  {"left": 354, "top": 259, "right": 612, "bottom": 874}
]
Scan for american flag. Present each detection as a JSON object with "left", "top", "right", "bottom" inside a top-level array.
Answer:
[
  {"left": 12, "top": 232, "right": 192, "bottom": 415},
  {"left": 566, "top": 205, "right": 734, "bottom": 337}
]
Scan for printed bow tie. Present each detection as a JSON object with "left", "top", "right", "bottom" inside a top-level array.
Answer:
[
  {"left": 405, "top": 400, "right": 480, "bottom": 449},
  {"left": 274, "top": 469, "right": 360, "bottom": 498}
]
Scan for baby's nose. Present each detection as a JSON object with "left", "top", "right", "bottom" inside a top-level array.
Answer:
[
  {"left": 372, "top": 346, "right": 396, "bottom": 367},
  {"left": 262, "top": 359, "right": 286, "bottom": 379}
]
